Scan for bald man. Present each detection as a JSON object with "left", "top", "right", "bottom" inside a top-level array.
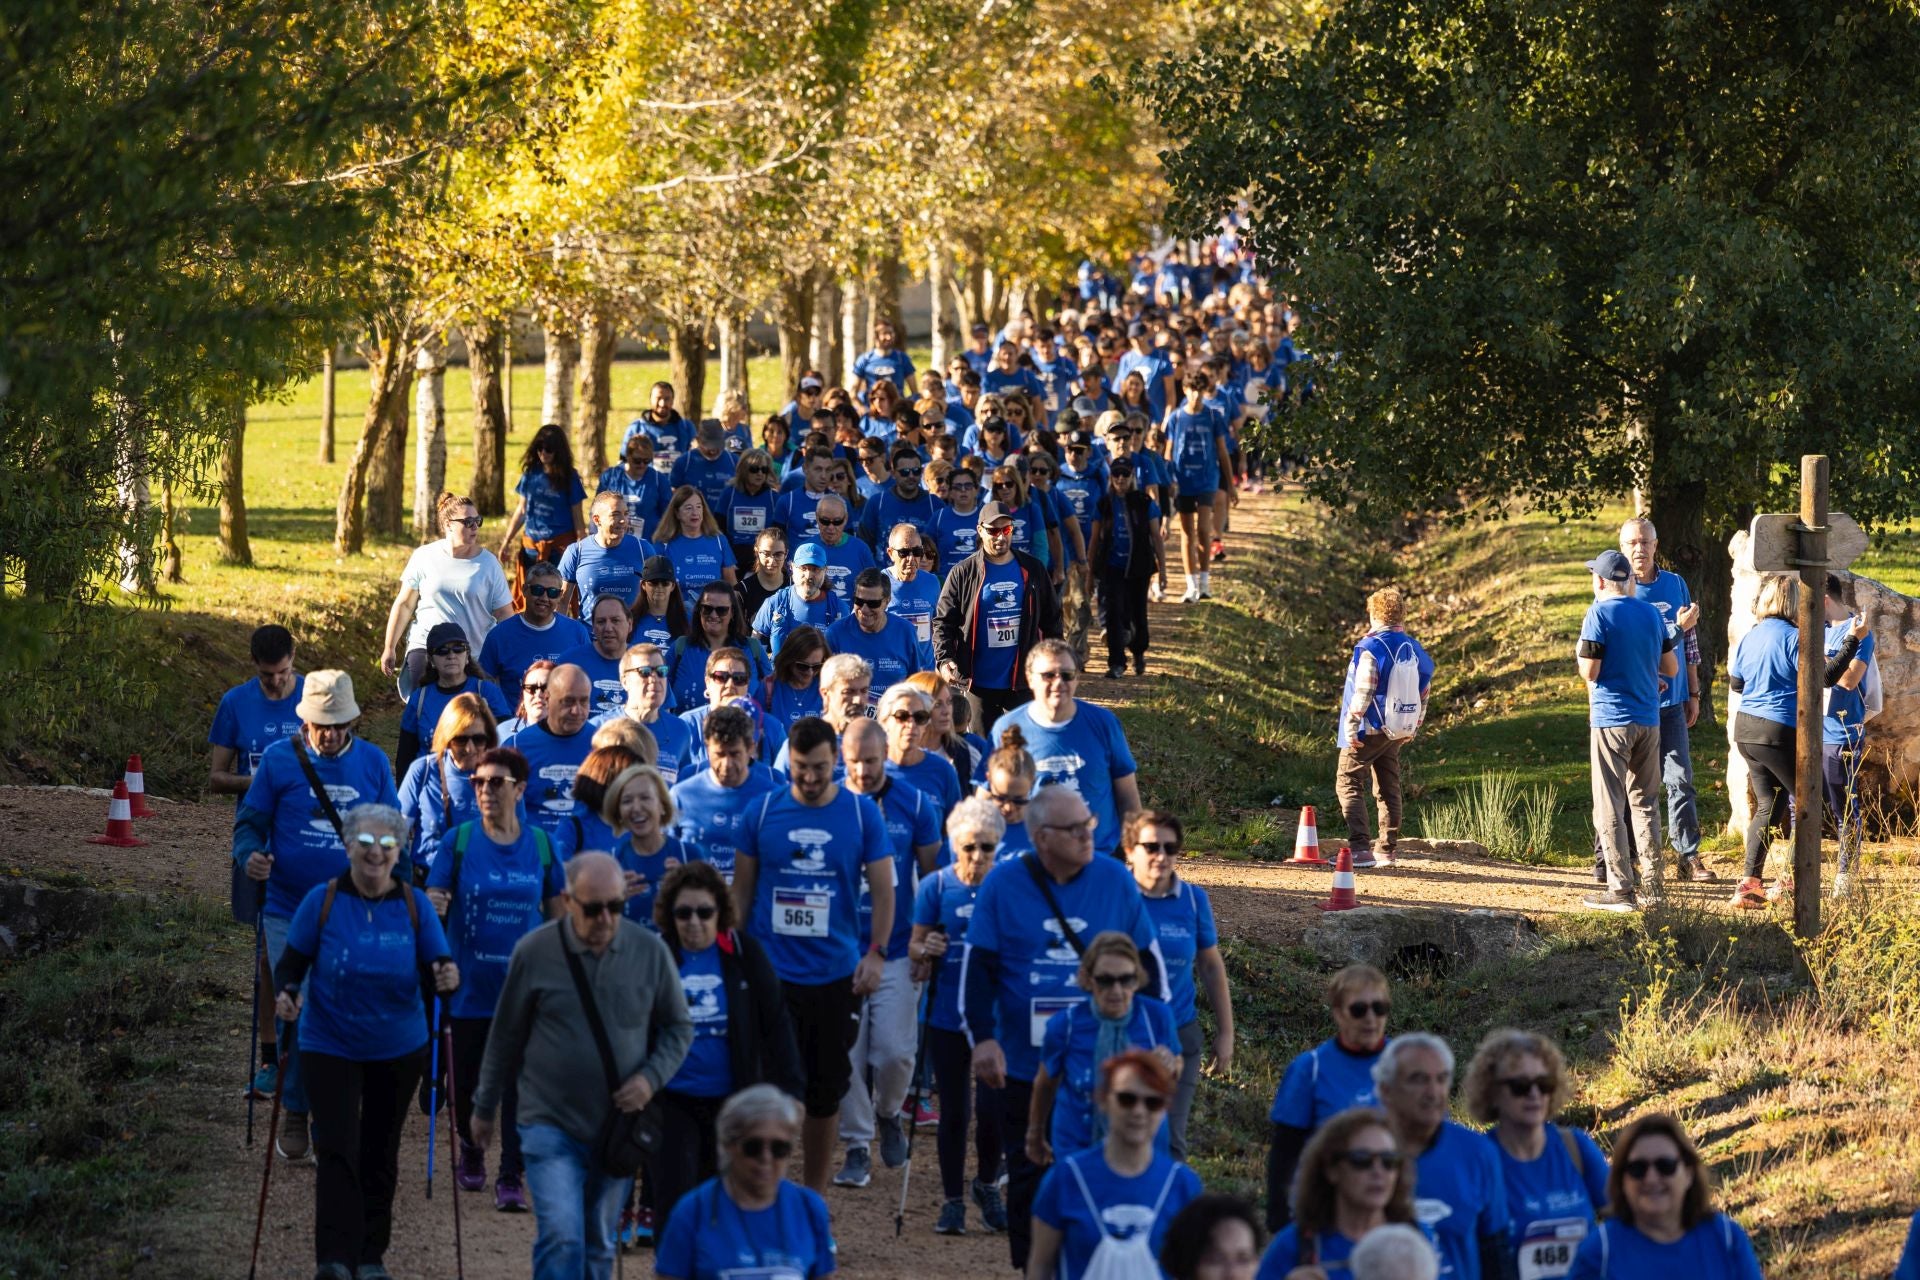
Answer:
[{"left": 503, "top": 663, "right": 596, "bottom": 852}]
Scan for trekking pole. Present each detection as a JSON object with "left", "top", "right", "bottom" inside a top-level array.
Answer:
[
  {"left": 426, "top": 995, "right": 441, "bottom": 1198},
  {"left": 246, "top": 1046, "right": 291, "bottom": 1280},
  {"left": 442, "top": 1017, "right": 466, "bottom": 1279},
  {"left": 896, "top": 928, "right": 942, "bottom": 1237},
  {"left": 245, "top": 901, "right": 264, "bottom": 1147}
]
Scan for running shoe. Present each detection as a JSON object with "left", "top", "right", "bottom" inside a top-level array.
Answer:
[
  {"left": 1581, "top": 889, "right": 1639, "bottom": 914},
  {"left": 1731, "top": 877, "right": 1768, "bottom": 910},
  {"left": 1179, "top": 585, "right": 1200, "bottom": 603},
  {"left": 971, "top": 1177, "right": 1008, "bottom": 1232},
  {"left": 617, "top": 1210, "right": 639, "bottom": 1250},
  {"left": 1210, "top": 539, "right": 1225, "bottom": 562},
  {"left": 494, "top": 1174, "right": 530, "bottom": 1213},
  {"left": 246, "top": 1061, "right": 278, "bottom": 1100},
  {"left": 834, "top": 1147, "right": 873, "bottom": 1188},
  {"left": 1351, "top": 848, "right": 1377, "bottom": 870},
  {"left": 1132, "top": 654, "right": 1146, "bottom": 676},
  {"left": 1375, "top": 846, "right": 1397, "bottom": 869},
  {"left": 1831, "top": 871, "right": 1857, "bottom": 900},
  {"left": 276, "top": 1110, "right": 314, "bottom": 1164},
  {"left": 936, "top": 1198, "right": 968, "bottom": 1236},
  {"left": 633, "top": 1206, "right": 655, "bottom": 1243},
  {"left": 1103, "top": 665, "right": 1124, "bottom": 680},
  {"left": 1767, "top": 876, "right": 1794, "bottom": 904},
  {"left": 910, "top": 1097, "right": 939, "bottom": 1125},
  {"left": 456, "top": 1141, "right": 487, "bottom": 1192},
  {"left": 878, "top": 1116, "right": 909, "bottom": 1169}
]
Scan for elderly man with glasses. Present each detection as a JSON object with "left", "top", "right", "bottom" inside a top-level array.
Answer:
[
  {"left": 824, "top": 569, "right": 932, "bottom": 704},
  {"left": 479, "top": 561, "right": 590, "bottom": 711},
  {"left": 881, "top": 522, "right": 941, "bottom": 645},
  {"left": 795, "top": 494, "right": 877, "bottom": 607}
]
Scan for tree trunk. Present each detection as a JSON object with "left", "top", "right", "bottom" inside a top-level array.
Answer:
[
  {"left": 541, "top": 319, "right": 579, "bottom": 429},
  {"left": 334, "top": 333, "right": 415, "bottom": 555},
  {"left": 115, "top": 406, "right": 156, "bottom": 597},
  {"left": 161, "top": 482, "right": 184, "bottom": 583},
  {"left": 317, "top": 345, "right": 336, "bottom": 464},
  {"left": 575, "top": 310, "right": 616, "bottom": 474},
  {"left": 466, "top": 316, "right": 508, "bottom": 516},
  {"left": 411, "top": 339, "right": 448, "bottom": 543},
  {"left": 217, "top": 401, "right": 252, "bottom": 566},
  {"left": 779, "top": 268, "right": 816, "bottom": 397},
  {"left": 871, "top": 248, "right": 904, "bottom": 348},
  {"left": 840, "top": 280, "right": 864, "bottom": 371},
  {"left": 716, "top": 312, "right": 751, "bottom": 414},
  {"left": 502, "top": 317, "right": 515, "bottom": 434},
  {"left": 1649, "top": 472, "right": 1734, "bottom": 719},
  {"left": 813, "top": 277, "right": 844, "bottom": 386},
  {"left": 927, "top": 242, "right": 951, "bottom": 372},
  {"left": 669, "top": 323, "right": 707, "bottom": 424},
  {"left": 366, "top": 362, "right": 412, "bottom": 538}
]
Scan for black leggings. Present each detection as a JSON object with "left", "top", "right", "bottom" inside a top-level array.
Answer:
[
  {"left": 303, "top": 1048, "right": 427, "bottom": 1272},
  {"left": 450, "top": 1016, "right": 522, "bottom": 1177},
  {"left": 1096, "top": 569, "right": 1151, "bottom": 668},
  {"left": 1736, "top": 722, "right": 1796, "bottom": 880},
  {"left": 929, "top": 1026, "right": 1005, "bottom": 1201}
]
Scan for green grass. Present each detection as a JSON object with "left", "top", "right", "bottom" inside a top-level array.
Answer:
[{"left": 1855, "top": 523, "right": 1920, "bottom": 596}]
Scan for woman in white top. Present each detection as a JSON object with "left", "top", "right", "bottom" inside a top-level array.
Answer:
[{"left": 379, "top": 491, "right": 514, "bottom": 698}]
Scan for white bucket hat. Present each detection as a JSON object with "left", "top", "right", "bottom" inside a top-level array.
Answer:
[{"left": 296, "top": 670, "right": 361, "bottom": 726}]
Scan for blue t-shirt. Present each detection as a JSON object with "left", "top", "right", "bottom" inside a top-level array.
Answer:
[
  {"left": 740, "top": 786, "right": 891, "bottom": 985},
  {"left": 754, "top": 585, "right": 845, "bottom": 653},
  {"left": 1414, "top": 1121, "right": 1512, "bottom": 1280},
  {"left": 886, "top": 569, "right": 941, "bottom": 646},
  {"left": 400, "top": 677, "right": 513, "bottom": 754},
  {"left": 914, "top": 867, "right": 981, "bottom": 1033},
  {"left": 1257, "top": 1222, "right": 1444, "bottom": 1279},
  {"left": 1500, "top": 1124, "right": 1610, "bottom": 1279},
  {"left": 859, "top": 778, "right": 941, "bottom": 958},
  {"left": 1568, "top": 1214, "right": 1763, "bottom": 1280},
  {"left": 516, "top": 469, "right": 587, "bottom": 541},
  {"left": 965, "top": 852, "right": 1162, "bottom": 1082},
  {"left": 1729, "top": 615, "right": 1800, "bottom": 726},
  {"left": 478, "top": 613, "right": 590, "bottom": 708},
  {"left": 996, "top": 818, "right": 1034, "bottom": 863},
  {"left": 886, "top": 753, "right": 961, "bottom": 828},
  {"left": 775, "top": 488, "right": 829, "bottom": 543},
  {"left": 655, "top": 1177, "right": 837, "bottom": 1279},
  {"left": 1578, "top": 594, "right": 1672, "bottom": 728},
  {"left": 669, "top": 765, "right": 783, "bottom": 884},
  {"left": 720, "top": 485, "right": 779, "bottom": 551},
  {"left": 427, "top": 823, "right": 562, "bottom": 1019},
  {"left": 972, "top": 556, "right": 1028, "bottom": 691},
  {"left": 680, "top": 704, "right": 787, "bottom": 773},
  {"left": 631, "top": 611, "right": 675, "bottom": 653},
  {"left": 1269, "top": 1036, "right": 1387, "bottom": 1127},
  {"left": 1140, "top": 881, "right": 1218, "bottom": 1027},
  {"left": 1115, "top": 350, "right": 1175, "bottom": 421},
  {"left": 800, "top": 537, "right": 877, "bottom": 605},
  {"left": 555, "top": 643, "right": 627, "bottom": 721},
  {"left": 1338, "top": 629, "right": 1438, "bottom": 748},
  {"left": 763, "top": 677, "right": 824, "bottom": 732},
  {"left": 1630, "top": 571, "right": 1695, "bottom": 710},
  {"left": 1032, "top": 1149, "right": 1202, "bottom": 1280},
  {"left": 1893, "top": 1210, "right": 1920, "bottom": 1280},
  {"left": 397, "top": 751, "right": 481, "bottom": 868},
  {"left": 500, "top": 720, "right": 593, "bottom": 846},
  {"left": 240, "top": 737, "right": 401, "bottom": 918},
  {"left": 1040, "top": 996, "right": 1179, "bottom": 1157},
  {"left": 1032, "top": 355, "right": 1081, "bottom": 425},
  {"left": 624, "top": 414, "right": 694, "bottom": 475},
  {"left": 930, "top": 505, "right": 982, "bottom": 575},
  {"left": 615, "top": 832, "right": 693, "bottom": 933},
  {"left": 824, "top": 614, "right": 930, "bottom": 701},
  {"left": 1166, "top": 406, "right": 1225, "bottom": 496},
  {"left": 1823, "top": 620, "right": 1874, "bottom": 746},
  {"left": 595, "top": 465, "right": 671, "bottom": 531},
  {"left": 1055, "top": 466, "right": 1107, "bottom": 532},
  {"left": 853, "top": 347, "right": 915, "bottom": 395},
  {"left": 209, "top": 676, "right": 306, "bottom": 783},
  {"left": 670, "top": 449, "right": 737, "bottom": 514},
  {"left": 667, "top": 941, "right": 732, "bottom": 1098},
  {"left": 1007, "top": 494, "right": 1058, "bottom": 567},
  {"left": 285, "top": 881, "right": 448, "bottom": 1060},
  {"left": 586, "top": 709, "right": 696, "bottom": 786},
  {"left": 990, "top": 701, "right": 1138, "bottom": 857},
  {"left": 858, "top": 488, "right": 940, "bottom": 548},
  {"left": 557, "top": 535, "right": 656, "bottom": 612},
  {"left": 983, "top": 366, "right": 1046, "bottom": 404},
  {"left": 661, "top": 533, "right": 735, "bottom": 598}
]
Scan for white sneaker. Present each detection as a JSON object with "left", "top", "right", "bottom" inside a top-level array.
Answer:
[
  {"left": 1178, "top": 585, "right": 1200, "bottom": 603},
  {"left": 1148, "top": 580, "right": 1163, "bottom": 603}
]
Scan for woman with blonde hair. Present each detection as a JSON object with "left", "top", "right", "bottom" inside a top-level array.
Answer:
[
  {"left": 1266, "top": 965, "right": 1394, "bottom": 1230},
  {"left": 1257, "top": 1107, "right": 1422, "bottom": 1277},
  {"left": 1465, "top": 1029, "right": 1607, "bottom": 1277},
  {"left": 601, "top": 763, "right": 690, "bottom": 930},
  {"left": 397, "top": 691, "right": 500, "bottom": 870},
  {"left": 652, "top": 485, "right": 736, "bottom": 595},
  {"left": 381, "top": 489, "right": 514, "bottom": 695},
  {"left": 720, "top": 448, "right": 780, "bottom": 571}
]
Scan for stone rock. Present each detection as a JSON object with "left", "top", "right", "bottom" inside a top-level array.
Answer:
[
  {"left": 1724, "top": 531, "right": 1920, "bottom": 840},
  {"left": 1302, "top": 906, "right": 1545, "bottom": 977},
  {"left": 0, "top": 879, "right": 115, "bottom": 956},
  {"left": 1392, "top": 837, "right": 1492, "bottom": 860}
]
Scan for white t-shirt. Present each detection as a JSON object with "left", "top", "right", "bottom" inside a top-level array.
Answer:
[{"left": 400, "top": 542, "right": 512, "bottom": 652}]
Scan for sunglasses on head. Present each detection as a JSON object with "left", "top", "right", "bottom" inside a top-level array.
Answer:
[
  {"left": 574, "top": 897, "right": 625, "bottom": 919},
  {"left": 1112, "top": 1090, "right": 1166, "bottom": 1112},
  {"left": 673, "top": 904, "right": 718, "bottom": 922},
  {"left": 472, "top": 775, "right": 516, "bottom": 791},
  {"left": 1345, "top": 999, "right": 1391, "bottom": 1019},
  {"left": 1337, "top": 1148, "right": 1404, "bottom": 1171},
  {"left": 525, "top": 584, "right": 564, "bottom": 599},
  {"left": 739, "top": 1137, "right": 793, "bottom": 1161},
  {"left": 1501, "top": 1075, "right": 1554, "bottom": 1098},
  {"left": 1623, "top": 1156, "right": 1683, "bottom": 1180}
]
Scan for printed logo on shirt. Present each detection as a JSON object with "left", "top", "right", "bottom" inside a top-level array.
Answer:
[
  {"left": 1040, "top": 916, "right": 1090, "bottom": 963},
  {"left": 783, "top": 827, "right": 832, "bottom": 873},
  {"left": 683, "top": 972, "right": 724, "bottom": 1027},
  {"left": 1099, "top": 1204, "right": 1160, "bottom": 1236},
  {"left": 309, "top": 784, "right": 362, "bottom": 833},
  {"left": 536, "top": 763, "right": 577, "bottom": 813},
  {"left": 1034, "top": 753, "right": 1087, "bottom": 791},
  {"left": 1415, "top": 1197, "right": 1456, "bottom": 1229}
]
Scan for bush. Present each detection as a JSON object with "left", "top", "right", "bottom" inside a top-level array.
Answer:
[
  {"left": 1418, "top": 770, "right": 1562, "bottom": 863},
  {"left": 1800, "top": 891, "right": 1920, "bottom": 1042}
]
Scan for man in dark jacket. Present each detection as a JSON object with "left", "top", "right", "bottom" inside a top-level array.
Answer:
[{"left": 932, "top": 501, "right": 1063, "bottom": 726}]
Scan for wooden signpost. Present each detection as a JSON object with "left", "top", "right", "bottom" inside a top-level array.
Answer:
[{"left": 1747, "top": 456, "right": 1866, "bottom": 940}]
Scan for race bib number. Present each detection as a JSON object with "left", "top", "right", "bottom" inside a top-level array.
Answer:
[
  {"left": 1030, "top": 995, "right": 1081, "bottom": 1047},
  {"left": 734, "top": 506, "right": 766, "bottom": 535},
  {"left": 1517, "top": 1219, "right": 1587, "bottom": 1280},
  {"left": 720, "top": 1267, "right": 804, "bottom": 1280},
  {"left": 913, "top": 616, "right": 931, "bottom": 644},
  {"left": 773, "top": 888, "right": 831, "bottom": 938},
  {"left": 988, "top": 617, "right": 1018, "bottom": 648}
]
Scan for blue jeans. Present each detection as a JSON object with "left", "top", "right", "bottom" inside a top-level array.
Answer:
[
  {"left": 519, "top": 1122, "right": 629, "bottom": 1280},
  {"left": 1658, "top": 702, "right": 1701, "bottom": 858},
  {"left": 262, "top": 912, "right": 308, "bottom": 1115}
]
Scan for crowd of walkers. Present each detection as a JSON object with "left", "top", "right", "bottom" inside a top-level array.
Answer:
[{"left": 203, "top": 244, "right": 1917, "bottom": 1280}]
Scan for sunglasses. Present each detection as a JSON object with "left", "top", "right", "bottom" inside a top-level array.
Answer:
[
  {"left": 889, "top": 709, "right": 932, "bottom": 725},
  {"left": 354, "top": 833, "right": 400, "bottom": 849},
  {"left": 450, "top": 732, "right": 489, "bottom": 748},
  {"left": 792, "top": 661, "right": 824, "bottom": 676},
  {"left": 450, "top": 516, "right": 483, "bottom": 529},
  {"left": 711, "top": 670, "right": 750, "bottom": 685},
  {"left": 522, "top": 681, "right": 549, "bottom": 694},
  {"left": 622, "top": 663, "right": 670, "bottom": 679},
  {"left": 957, "top": 841, "right": 996, "bottom": 854},
  {"left": 1112, "top": 1090, "right": 1166, "bottom": 1113},
  {"left": 989, "top": 791, "right": 1030, "bottom": 806},
  {"left": 525, "top": 584, "right": 564, "bottom": 600},
  {"left": 739, "top": 1137, "right": 794, "bottom": 1161},
  {"left": 890, "top": 546, "right": 923, "bottom": 558},
  {"left": 1036, "top": 670, "right": 1077, "bottom": 683},
  {"left": 673, "top": 904, "right": 718, "bottom": 922},
  {"left": 982, "top": 523, "right": 1014, "bottom": 535},
  {"left": 431, "top": 643, "right": 469, "bottom": 657},
  {"left": 1092, "top": 971, "right": 1138, "bottom": 990},
  {"left": 700, "top": 603, "right": 734, "bottom": 616},
  {"left": 747, "top": 466, "right": 771, "bottom": 475},
  {"left": 1133, "top": 840, "right": 1176, "bottom": 854},
  {"left": 1345, "top": 1000, "right": 1392, "bottom": 1019},
  {"left": 853, "top": 596, "right": 887, "bottom": 610},
  {"left": 472, "top": 775, "right": 516, "bottom": 791},
  {"left": 817, "top": 517, "right": 846, "bottom": 527},
  {"left": 574, "top": 897, "right": 625, "bottom": 919},
  {"left": 1501, "top": 1076, "right": 1554, "bottom": 1098},
  {"left": 1623, "top": 1156, "right": 1683, "bottom": 1180},
  {"left": 896, "top": 467, "right": 923, "bottom": 478},
  {"left": 1337, "top": 1149, "right": 1404, "bottom": 1171}
]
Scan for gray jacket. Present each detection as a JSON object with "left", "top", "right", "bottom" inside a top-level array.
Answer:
[{"left": 473, "top": 915, "right": 692, "bottom": 1146}]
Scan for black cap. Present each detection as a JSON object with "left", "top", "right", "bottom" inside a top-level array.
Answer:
[
  {"left": 641, "top": 555, "right": 676, "bottom": 584},
  {"left": 1065, "top": 430, "right": 1094, "bottom": 448},
  {"left": 425, "top": 622, "right": 469, "bottom": 652}
]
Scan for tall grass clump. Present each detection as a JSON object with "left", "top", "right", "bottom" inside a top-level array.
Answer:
[
  {"left": 1419, "top": 770, "right": 1561, "bottom": 863},
  {"left": 1801, "top": 891, "right": 1920, "bottom": 1041}
]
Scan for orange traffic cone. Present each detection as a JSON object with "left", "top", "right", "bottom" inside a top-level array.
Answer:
[
  {"left": 1319, "top": 845, "right": 1358, "bottom": 911},
  {"left": 123, "top": 754, "right": 153, "bottom": 819},
  {"left": 87, "top": 781, "right": 148, "bottom": 847},
  {"left": 1288, "top": 806, "right": 1327, "bottom": 864}
]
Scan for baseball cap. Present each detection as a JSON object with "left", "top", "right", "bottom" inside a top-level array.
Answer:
[
  {"left": 641, "top": 555, "right": 677, "bottom": 584},
  {"left": 977, "top": 501, "right": 1014, "bottom": 529},
  {"left": 425, "top": 621, "right": 469, "bottom": 653},
  {"left": 799, "top": 375, "right": 824, "bottom": 392},
  {"left": 1065, "top": 430, "right": 1094, "bottom": 449},
  {"left": 792, "top": 543, "right": 828, "bottom": 568},
  {"left": 1586, "top": 550, "right": 1632, "bottom": 583}
]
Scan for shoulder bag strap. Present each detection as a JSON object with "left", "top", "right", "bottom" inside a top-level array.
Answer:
[
  {"left": 558, "top": 928, "right": 624, "bottom": 1093},
  {"left": 1557, "top": 1123, "right": 1583, "bottom": 1177},
  {"left": 1023, "top": 854, "right": 1085, "bottom": 956},
  {"left": 293, "top": 738, "right": 346, "bottom": 840},
  {"left": 438, "top": 752, "right": 453, "bottom": 830}
]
